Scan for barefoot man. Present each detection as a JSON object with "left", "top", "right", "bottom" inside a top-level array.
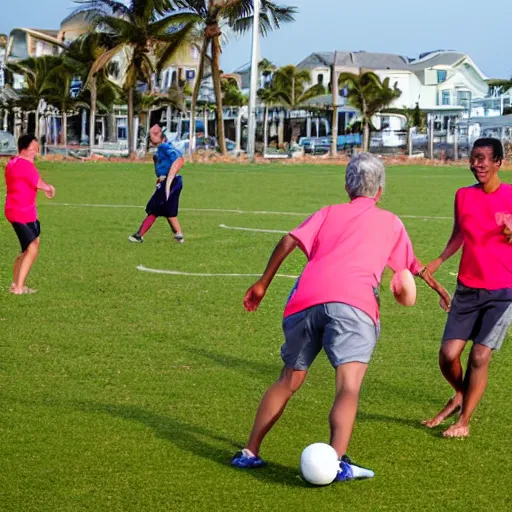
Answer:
[
  {"left": 5, "top": 134, "right": 55, "bottom": 294},
  {"left": 423, "top": 138, "right": 512, "bottom": 438}
]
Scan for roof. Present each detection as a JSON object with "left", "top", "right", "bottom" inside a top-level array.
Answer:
[
  {"left": 334, "top": 51, "right": 410, "bottom": 70},
  {"left": 29, "top": 29, "right": 59, "bottom": 38},
  {"left": 297, "top": 51, "right": 410, "bottom": 71},
  {"left": 297, "top": 52, "right": 334, "bottom": 69},
  {"left": 408, "top": 51, "right": 467, "bottom": 71}
]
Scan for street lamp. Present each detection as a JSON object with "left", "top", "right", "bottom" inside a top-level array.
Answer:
[{"left": 247, "top": 0, "right": 261, "bottom": 162}]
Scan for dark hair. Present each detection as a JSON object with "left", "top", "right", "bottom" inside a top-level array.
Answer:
[
  {"left": 18, "top": 134, "right": 37, "bottom": 153},
  {"left": 472, "top": 138, "right": 504, "bottom": 161}
]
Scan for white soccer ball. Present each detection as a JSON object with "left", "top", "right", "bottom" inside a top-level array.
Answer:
[{"left": 300, "top": 443, "right": 339, "bottom": 486}]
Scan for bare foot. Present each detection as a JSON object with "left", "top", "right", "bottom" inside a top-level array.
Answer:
[
  {"left": 10, "top": 287, "right": 37, "bottom": 295},
  {"left": 442, "top": 422, "right": 469, "bottom": 438},
  {"left": 10, "top": 283, "right": 15, "bottom": 292},
  {"left": 422, "top": 396, "right": 462, "bottom": 428}
]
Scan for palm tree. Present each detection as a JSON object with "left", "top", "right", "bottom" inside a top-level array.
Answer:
[
  {"left": 257, "top": 85, "right": 282, "bottom": 154},
  {"left": 7, "top": 56, "right": 62, "bottom": 139},
  {"left": 269, "top": 65, "right": 325, "bottom": 144},
  {"left": 338, "top": 71, "right": 402, "bottom": 151},
  {"left": 172, "top": 0, "right": 297, "bottom": 155},
  {"left": 64, "top": 31, "right": 121, "bottom": 150},
  {"left": 222, "top": 76, "right": 247, "bottom": 151},
  {"left": 76, "top": 0, "right": 200, "bottom": 156}
]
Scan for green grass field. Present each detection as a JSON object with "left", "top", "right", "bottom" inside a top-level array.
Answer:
[{"left": 1, "top": 161, "right": 511, "bottom": 511}]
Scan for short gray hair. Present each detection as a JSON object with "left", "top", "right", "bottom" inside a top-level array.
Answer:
[{"left": 345, "top": 153, "right": 385, "bottom": 199}]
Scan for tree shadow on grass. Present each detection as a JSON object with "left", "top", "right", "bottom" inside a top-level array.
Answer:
[
  {"left": 357, "top": 410, "right": 444, "bottom": 438},
  {"left": 181, "top": 346, "right": 282, "bottom": 381},
  {"left": 74, "top": 400, "right": 308, "bottom": 488}
]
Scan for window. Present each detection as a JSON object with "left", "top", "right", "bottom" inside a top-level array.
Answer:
[
  {"left": 317, "top": 73, "right": 324, "bottom": 85},
  {"left": 437, "top": 70, "right": 447, "bottom": 83},
  {"left": 457, "top": 90, "right": 470, "bottom": 108},
  {"left": 442, "top": 90, "right": 450, "bottom": 106}
]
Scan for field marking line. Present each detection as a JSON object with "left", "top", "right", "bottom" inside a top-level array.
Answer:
[
  {"left": 47, "top": 202, "right": 451, "bottom": 220},
  {"left": 219, "top": 224, "right": 288, "bottom": 234},
  {"left": 136, "top": 265, "right": 298, "bottom": 279}
]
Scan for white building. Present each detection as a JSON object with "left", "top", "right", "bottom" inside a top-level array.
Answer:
[{"left": 297, "top": 50, "right": 498, "bottom": 130}]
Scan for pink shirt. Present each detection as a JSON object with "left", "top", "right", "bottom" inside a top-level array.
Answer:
[
  {"left": 284, "top": 197, "right": 422, "bottom": 324},
  {"left": 4, "top": 157, "right": 40, "bottom": 224},
  {"left": 457, "top": 183, "right": 512, "bottom": 289}
]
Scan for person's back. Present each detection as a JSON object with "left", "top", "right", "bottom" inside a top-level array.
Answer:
[
  {"left": 285, "top": 198, "right": 421, "bottom": 324},
  {"left": 5, "top": 156, "right": 40, "bottom": 224}
]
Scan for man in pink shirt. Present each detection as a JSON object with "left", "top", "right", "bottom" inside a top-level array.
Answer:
[
  {"left": 232, "top": 153, "right": 450, "bottom": 481},
  {"left": 423, "top": 138, "right": 512, "bottom": 438},
  {"left": 4, "top": 134, "right": 55, "bottom": 294}
]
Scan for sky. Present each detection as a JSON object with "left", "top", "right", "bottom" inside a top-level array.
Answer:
[{"left": 1, "top": 0, "right": 510, "bottom": 79}]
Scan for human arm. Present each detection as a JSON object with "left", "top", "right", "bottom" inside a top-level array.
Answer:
[
  {"left": 37, "top": 178, "right": 55, "bottom": 199},
  {"left": 426, "top": 194, "right": 463, "bottom": 274},
  {"left": 416, "top": 266, "right": 451, "bottom": 311},
  {"left": 165, "top": 156, "right": 184, "bottom": 200},
  {"left": 243, "top": 234, "right": 299, "bottom": 311},
  {"left": 388, "top": 218, "right": 451, "bottom": 311}
]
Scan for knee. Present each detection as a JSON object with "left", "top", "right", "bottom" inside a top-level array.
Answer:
[
  {"left": 279, "top": 369, "right": 307, "bottom": 393},
  {"left": 439, "top": 345, "right": 460, "bottom": 366},
  {"left": 469, "top": 347, "right": 492, "bottom": 370},
  {"left": 28, "top": 238, "right": 40, "bottom": 251}
]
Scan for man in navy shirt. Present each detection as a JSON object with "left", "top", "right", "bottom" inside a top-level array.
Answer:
[{"left": 129, "top": 124, "right": 185, "bottom": 243}]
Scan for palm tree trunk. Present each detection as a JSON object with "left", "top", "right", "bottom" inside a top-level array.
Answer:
[
  {"left": 204, "top": 107, "right": 209, "bottom": 138},
  {"left": 62, "top": 111, "right": 68, "bottom": 151},
  {"left": 128, "top": 86, "right": 135, "bottom": 157},
  {"left": 211, "top": 34, "right": 227, "bottom": 155},
  {"left": 278, "top": 110, "right": 284, "bottom": 149},
  {"left": 190, "top": 38, "right": 209, "bottom": 158},
  {"left": 89, "top": 76, "right": 97, "bottom": 152},
  {"left": 263, "top": 106, "right": 269, "bottom": 156},
  {"left": 363, "top": 120, "right": 370, "bottom": 152},
  {"left": 236, "top": 107, "right": 242, "bottom": 153},
  {"left": 109, "top": 112, "right": 117, "bottom": 143},
  {"left": 145, "top": 109, "right": 152, "bottom": 151},
  {"left": 35, "top": 109, "right": 40, "bottom": 140}
]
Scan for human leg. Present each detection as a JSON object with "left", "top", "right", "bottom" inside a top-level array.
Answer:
[
  {"left": 329, "top": 362, "right": 368, "bottom": 457},
  {"left": 422, "top": 339, "right": 467, "bottom": 428},
  {"left": 12, "top": 237, "right": 40, "bottom": 294}
]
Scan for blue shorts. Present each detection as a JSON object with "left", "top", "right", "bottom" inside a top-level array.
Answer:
[
  {"left": 11, "top": 220, "right": 41, "bottom": 252},
  {"left": 442, "top": 283, "right": 512, "bottom": 350},
  {"left": 145, "top": 175, "right": 183, "bottom": 218},
  {"left": 281, "top": 302, "right": 380, "bottom": 370}
]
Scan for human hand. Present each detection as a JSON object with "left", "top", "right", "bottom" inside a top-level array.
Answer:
[
  {"left": 243, "top": 280, "right": 267, "bottom": 312},
  {"left": 45, "top": 185, "right": 55, "bottom": 199},
  {"left": 438, "top": 287, "right": 452, "bottom": 312},
  {"left": 425, "top": 257, "right": 443, "bottom": 275}
]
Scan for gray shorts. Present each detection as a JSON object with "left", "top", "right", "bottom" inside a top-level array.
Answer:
[{"left": 281, "top": 302, "right": 380, "bottom": 370}]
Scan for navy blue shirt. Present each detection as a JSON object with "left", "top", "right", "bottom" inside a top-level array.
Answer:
[{"left": 153, "top": 142, "right": 183, "bottom": 178}]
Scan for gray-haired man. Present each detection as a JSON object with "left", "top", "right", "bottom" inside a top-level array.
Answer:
[{"left": 232, "top": 153, "right": 450, "bottom": 481}]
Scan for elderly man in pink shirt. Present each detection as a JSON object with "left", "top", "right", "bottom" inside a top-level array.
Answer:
[
  {"left": 423, "top": 138, "right": 512, "bottom": 438},
  {"left": 232, "top": 152, "right": 450, "bottom": 481},
  {"left": 4, "top": 134, "right": 55, "bottom": 294}
]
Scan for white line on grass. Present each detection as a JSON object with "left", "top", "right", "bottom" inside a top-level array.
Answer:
[
  {"left": 47, "top": 202, "right": 451, "bottom": 220},
  {"left": 136, "top": 264, "right": 298, "bottom": 279},
  {"left": 219, "top": 224, "right": 288, "bottom": 234}
]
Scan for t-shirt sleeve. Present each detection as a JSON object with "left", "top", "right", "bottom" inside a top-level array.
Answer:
[
  {"left": 165, "top": 145, "right": 183, "bottom": 166},
  {"left": 23, "top": 162, "right": 40, "bottom": 189},
  {"left": 289, "top": 207, "right": 329, "bottom": 259},
  {"left": 386, "top": 216, "right": 422, "bottom": 275}
]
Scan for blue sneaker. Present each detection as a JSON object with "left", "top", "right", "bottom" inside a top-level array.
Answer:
[
  {"left": 231, "top": 449, "right": 265, "bottom": 468},
  {"left": 336, "top": 455, "right": 375, "bottom": 481}
]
